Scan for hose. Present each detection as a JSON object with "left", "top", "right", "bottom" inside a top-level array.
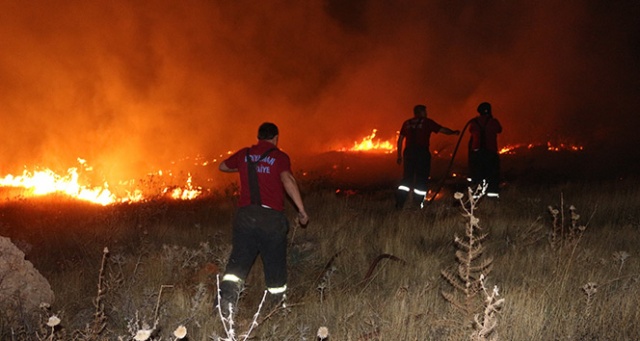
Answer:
[{"left": 425, "top": 119, "right": 472, "bottom": 204}]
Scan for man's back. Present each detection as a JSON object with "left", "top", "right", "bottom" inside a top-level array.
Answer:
[
  {"left": 400, "top": 117, "right": 442, "bottom": 149},
  {"left": 469, "top": 115, "right": 502, "bottom": 152},
  {"left": 223, "top": 140, "right": 291, "bottom": 211}
]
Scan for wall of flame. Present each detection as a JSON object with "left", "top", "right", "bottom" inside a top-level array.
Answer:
[{"left": 0, "top": 1, "right": 638, "bottom": 196}]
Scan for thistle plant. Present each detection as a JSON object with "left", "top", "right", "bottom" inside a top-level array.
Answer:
[
  {"left": 547, "top": 197, "right": 591, "bottom": 294},
  {"left": 317, "top": 265, "right": 336, "bottom": 305},
  {"left": 581, "top": 282, "right": 598, "bottom": 319},
  {"left": 547, "top": 194, "right": 589, "bottom": 251},
  {"left": 470, "top": 275, "right": 504, "bottom": 341},
  {"left": 612, "top": 251, "right": 630, "bottom": 275},
  {"left": 441, "top": 185, "right": 495, "bottom": 328},
  {"left": 317, "top": 326, "right": 329, "bottom": 340}
]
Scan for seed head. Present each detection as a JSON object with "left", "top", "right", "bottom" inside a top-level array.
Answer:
[
  {"left": 317, "top": 326, "right": 329, "bottom": 339},
  {"left": 47, "top": 315, "right": 61, "bottom": 327},
  {"left": 173, "top": 325, "right": 187, "bottom": 339}
]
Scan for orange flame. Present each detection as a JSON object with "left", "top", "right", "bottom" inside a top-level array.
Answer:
[
  {"left": 0, "top": 167, "right": 119, "bottom": 205},
  {"left": 0, "top": 159, "right": 204, "bottom": 205},
  {"left": 339, "top": 129, "right": 396, "bottom": 153},
  {"left": 499, "top": 142, "right": 584, "bottom": 155},
  {"left": 166, "top": 174, "right": 202, "bottom": 200}
]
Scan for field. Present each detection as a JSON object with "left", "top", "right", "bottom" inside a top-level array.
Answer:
[{"left": 1, "top": 150, "right": 639, "bottom": 340}]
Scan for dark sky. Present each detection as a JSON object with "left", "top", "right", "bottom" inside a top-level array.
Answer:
[{"left": 1, "top": 0, "right": 639, "bottom": 182}]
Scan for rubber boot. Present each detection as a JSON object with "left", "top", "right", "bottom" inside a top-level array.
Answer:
[
  {"left": 215, "top": 280, "right": 242, "bottom": 318},
  {"left": 265, "top": 292, "right": 287, "bottom": 313}
]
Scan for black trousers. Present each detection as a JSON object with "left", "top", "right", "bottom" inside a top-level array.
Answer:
[
  {"left": 396, "top": 147, "right": 431, "bottom": 207},
  {"left": 469, "top": 149, "right": 500, "bottom": 194},
  {"left": 400, "top": 147, "right": 431, "bottom": 192},
  {"left": 224, "top": 205, "right": 289, "bottom": 289}
]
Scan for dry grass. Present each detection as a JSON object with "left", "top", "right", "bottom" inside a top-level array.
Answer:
[{"left": 1, "top": 177, "right": 639, "bottom": 340}]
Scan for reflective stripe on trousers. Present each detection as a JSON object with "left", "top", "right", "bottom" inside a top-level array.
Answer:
[
  {"left": 267, "top": 284, "right": 287, "bottom": 294},
  {"left": 398, "top": 186, "right": 427, "bottom": 196},
  {"left": 222, "top": 274, "right": 242, "bottom": 283},
  {"left": 224, "top": 274, "right": 287, "bottom": 294},
  {"left": 413, "top": 189, "right": 427, "bottom": 196}
]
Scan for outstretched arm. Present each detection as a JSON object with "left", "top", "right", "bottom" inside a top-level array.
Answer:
[
  {"left": 218, "top": 161, "right": 238, "bottom": 173},
  {"left": 439, "top": 127, "right": 461, "bottom": 136},
  {"left": 281, "top": 170, "right": 309, "bottom": 225}
]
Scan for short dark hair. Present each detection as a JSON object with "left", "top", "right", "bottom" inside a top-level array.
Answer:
[
  {"left": 413, "top": 104, "right": 426, "bottom": 116},
  {"left": 477, "top": 102, "right": 492, "bottom": 116},
  {"left": 258, "top": 122, "right": 279, "bottom": 140}
]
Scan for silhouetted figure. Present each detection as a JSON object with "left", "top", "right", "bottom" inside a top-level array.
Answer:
[
  {"left": 396, "top": 104, "right": 460, "bottom": 209},
  {"left": 216, "top": 122, "right": 309, "bottom": 317},
  {"left": 468, "top": 102, "right": 502, "bottom": 198}
]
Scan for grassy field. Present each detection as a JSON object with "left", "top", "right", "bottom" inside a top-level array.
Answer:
[{"left": 1, "top": 164, "right": 639, "bottom": 340}]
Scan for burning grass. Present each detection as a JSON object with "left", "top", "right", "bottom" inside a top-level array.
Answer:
[{"left": 1, "top": 176, "right": 640, "bottom": 340}]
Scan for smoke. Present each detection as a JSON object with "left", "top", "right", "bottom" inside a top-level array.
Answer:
[{"left": 1, "top": 0, "right": 638, "bottom": 181}]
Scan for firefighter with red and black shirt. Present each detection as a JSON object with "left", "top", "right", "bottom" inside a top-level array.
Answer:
[
  {"left": 396, "top": 104, "right": 460, "bottom": 209},
  {"left": 216, "top": 122, "right": 309, "bottom": 317},
  {"left": 468, "top": 102, "right": 502, "bottom": 198}
]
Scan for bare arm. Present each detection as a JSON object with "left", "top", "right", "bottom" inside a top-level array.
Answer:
[
  {"left": 218, "top": 161, "right": 238, "bottom": 173},
  {"left": 439, "top": 127, "right": 461, "bottom": 136},
  {"left": 280, "top": 170, "right": 309, "bottom": 225}
]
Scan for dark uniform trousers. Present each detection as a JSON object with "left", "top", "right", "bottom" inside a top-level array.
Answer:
[
  {"left": 396, "top": 146, "right": 431, "bottom": 207},
  {"left": 469, "top": 148, "right": 500, "bottom": 196},
  {"left": 225, "top": 205, "right": 289, "bottom": 286}
]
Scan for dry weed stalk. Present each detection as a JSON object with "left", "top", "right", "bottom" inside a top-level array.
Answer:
[
  {"left": 581, "top": 282, "right": 598, "bottom": 319},
  {"left": 213, "top": 275, "right": 266, "bottom": 341},
  {"left": 612, "top": 251, "right": 630, "bottom": 276},
  {"left": 470, "top": 275, "right": 504, "bottom": 341},
  {"left": 547, "top": 194, "right": 591, "bottom": 252},
  {"left": 547, "top": 198, "right": 592, "bottom": 294},
  {"left": 153, "top": 284, "right": 174, "bottom": 320},
  {"left": 123, "top": 311, "right": 159, "bottom": 341},
  {"left": 441, "top": 185, "right": 494, "bottom": 320},
  {"left": 72, "top": 247, "right": 109, "bottom": 340}
]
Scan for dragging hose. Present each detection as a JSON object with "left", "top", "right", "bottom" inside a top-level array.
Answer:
[{"left": 425, "top": 119, "right": 472, "bottom": 204}]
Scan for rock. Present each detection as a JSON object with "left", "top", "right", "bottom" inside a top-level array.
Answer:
[{"left": 0, "top": 236, "right": 55, "bottom": 322}]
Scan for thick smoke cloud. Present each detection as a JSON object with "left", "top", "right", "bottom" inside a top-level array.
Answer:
[{"left": 1, "top": 1, "right": 638, "bottom": 182}]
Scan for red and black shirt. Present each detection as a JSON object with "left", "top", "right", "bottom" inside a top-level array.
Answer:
[
  {"left": 223, "top": 140, "right": 291, "bottom": 211},
  {"left": 400, "top": 117, "right": 442, "bottom": 149},
  {"left": 469, "top": 115, "right": 502, "bottom": 152}
]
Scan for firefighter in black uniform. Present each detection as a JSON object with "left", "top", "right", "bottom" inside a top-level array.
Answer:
[{"left": 396, "top": 104, "right": 459, "bottom": 209}]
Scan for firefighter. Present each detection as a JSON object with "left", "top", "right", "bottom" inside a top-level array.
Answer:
[
  {"left": 216, "top": 122, "right": 309, "bottom": 317},
  {"left": 468, "top": 102, "right": 503, "bottom": 198},
  {"left": 396, "top": 104, "right": 460, "bottom": 209}
]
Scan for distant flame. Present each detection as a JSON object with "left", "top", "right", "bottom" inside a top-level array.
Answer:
[
  {"left": 499, "top": 142, "right": 584, "bottom": 155},
  {"left": 339, "top": 129, "right": 396, "bottom": 153},
  {"left": 545, "top": 141, "right": 584, "bottom": 152}
]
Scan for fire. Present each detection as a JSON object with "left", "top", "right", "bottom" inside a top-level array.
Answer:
[
  {"left": 499, "top": 143, "right": 536, "bottom": 155},
  {"left": 499, "top": 142, "right": 584, "bottom": 155},
  {"left": 0, "top": 159, "right": 205, "bottom": 205},
  {"left": 165, "top": 174, "right": 203, "bottom": 200},
  {"left": 0, "top": 167, "right": 119, "bottom": 205},
  {"left": 545, "top": 141, "right": 584, "bottom": 152},
  {"left": 339, "top": 129, "right": 396, "bottom": 153}
]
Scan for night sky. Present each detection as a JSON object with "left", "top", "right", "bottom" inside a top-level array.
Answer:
[{"left": 1, "top": 1, "right": 639, "bottom": 183}]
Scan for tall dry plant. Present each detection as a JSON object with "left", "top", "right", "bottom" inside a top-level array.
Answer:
[
  {"left": 547, "top": 196, "right": 591, "bottom": 294},
  {"left": 470, "top": 275, "right": 504, "bottom": 341},
  {"left": 547, "top": 193, "right": 590, "bottom": 252},
  {"left": 441, "top": 185, "right": 497, "bottom": 336}
]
